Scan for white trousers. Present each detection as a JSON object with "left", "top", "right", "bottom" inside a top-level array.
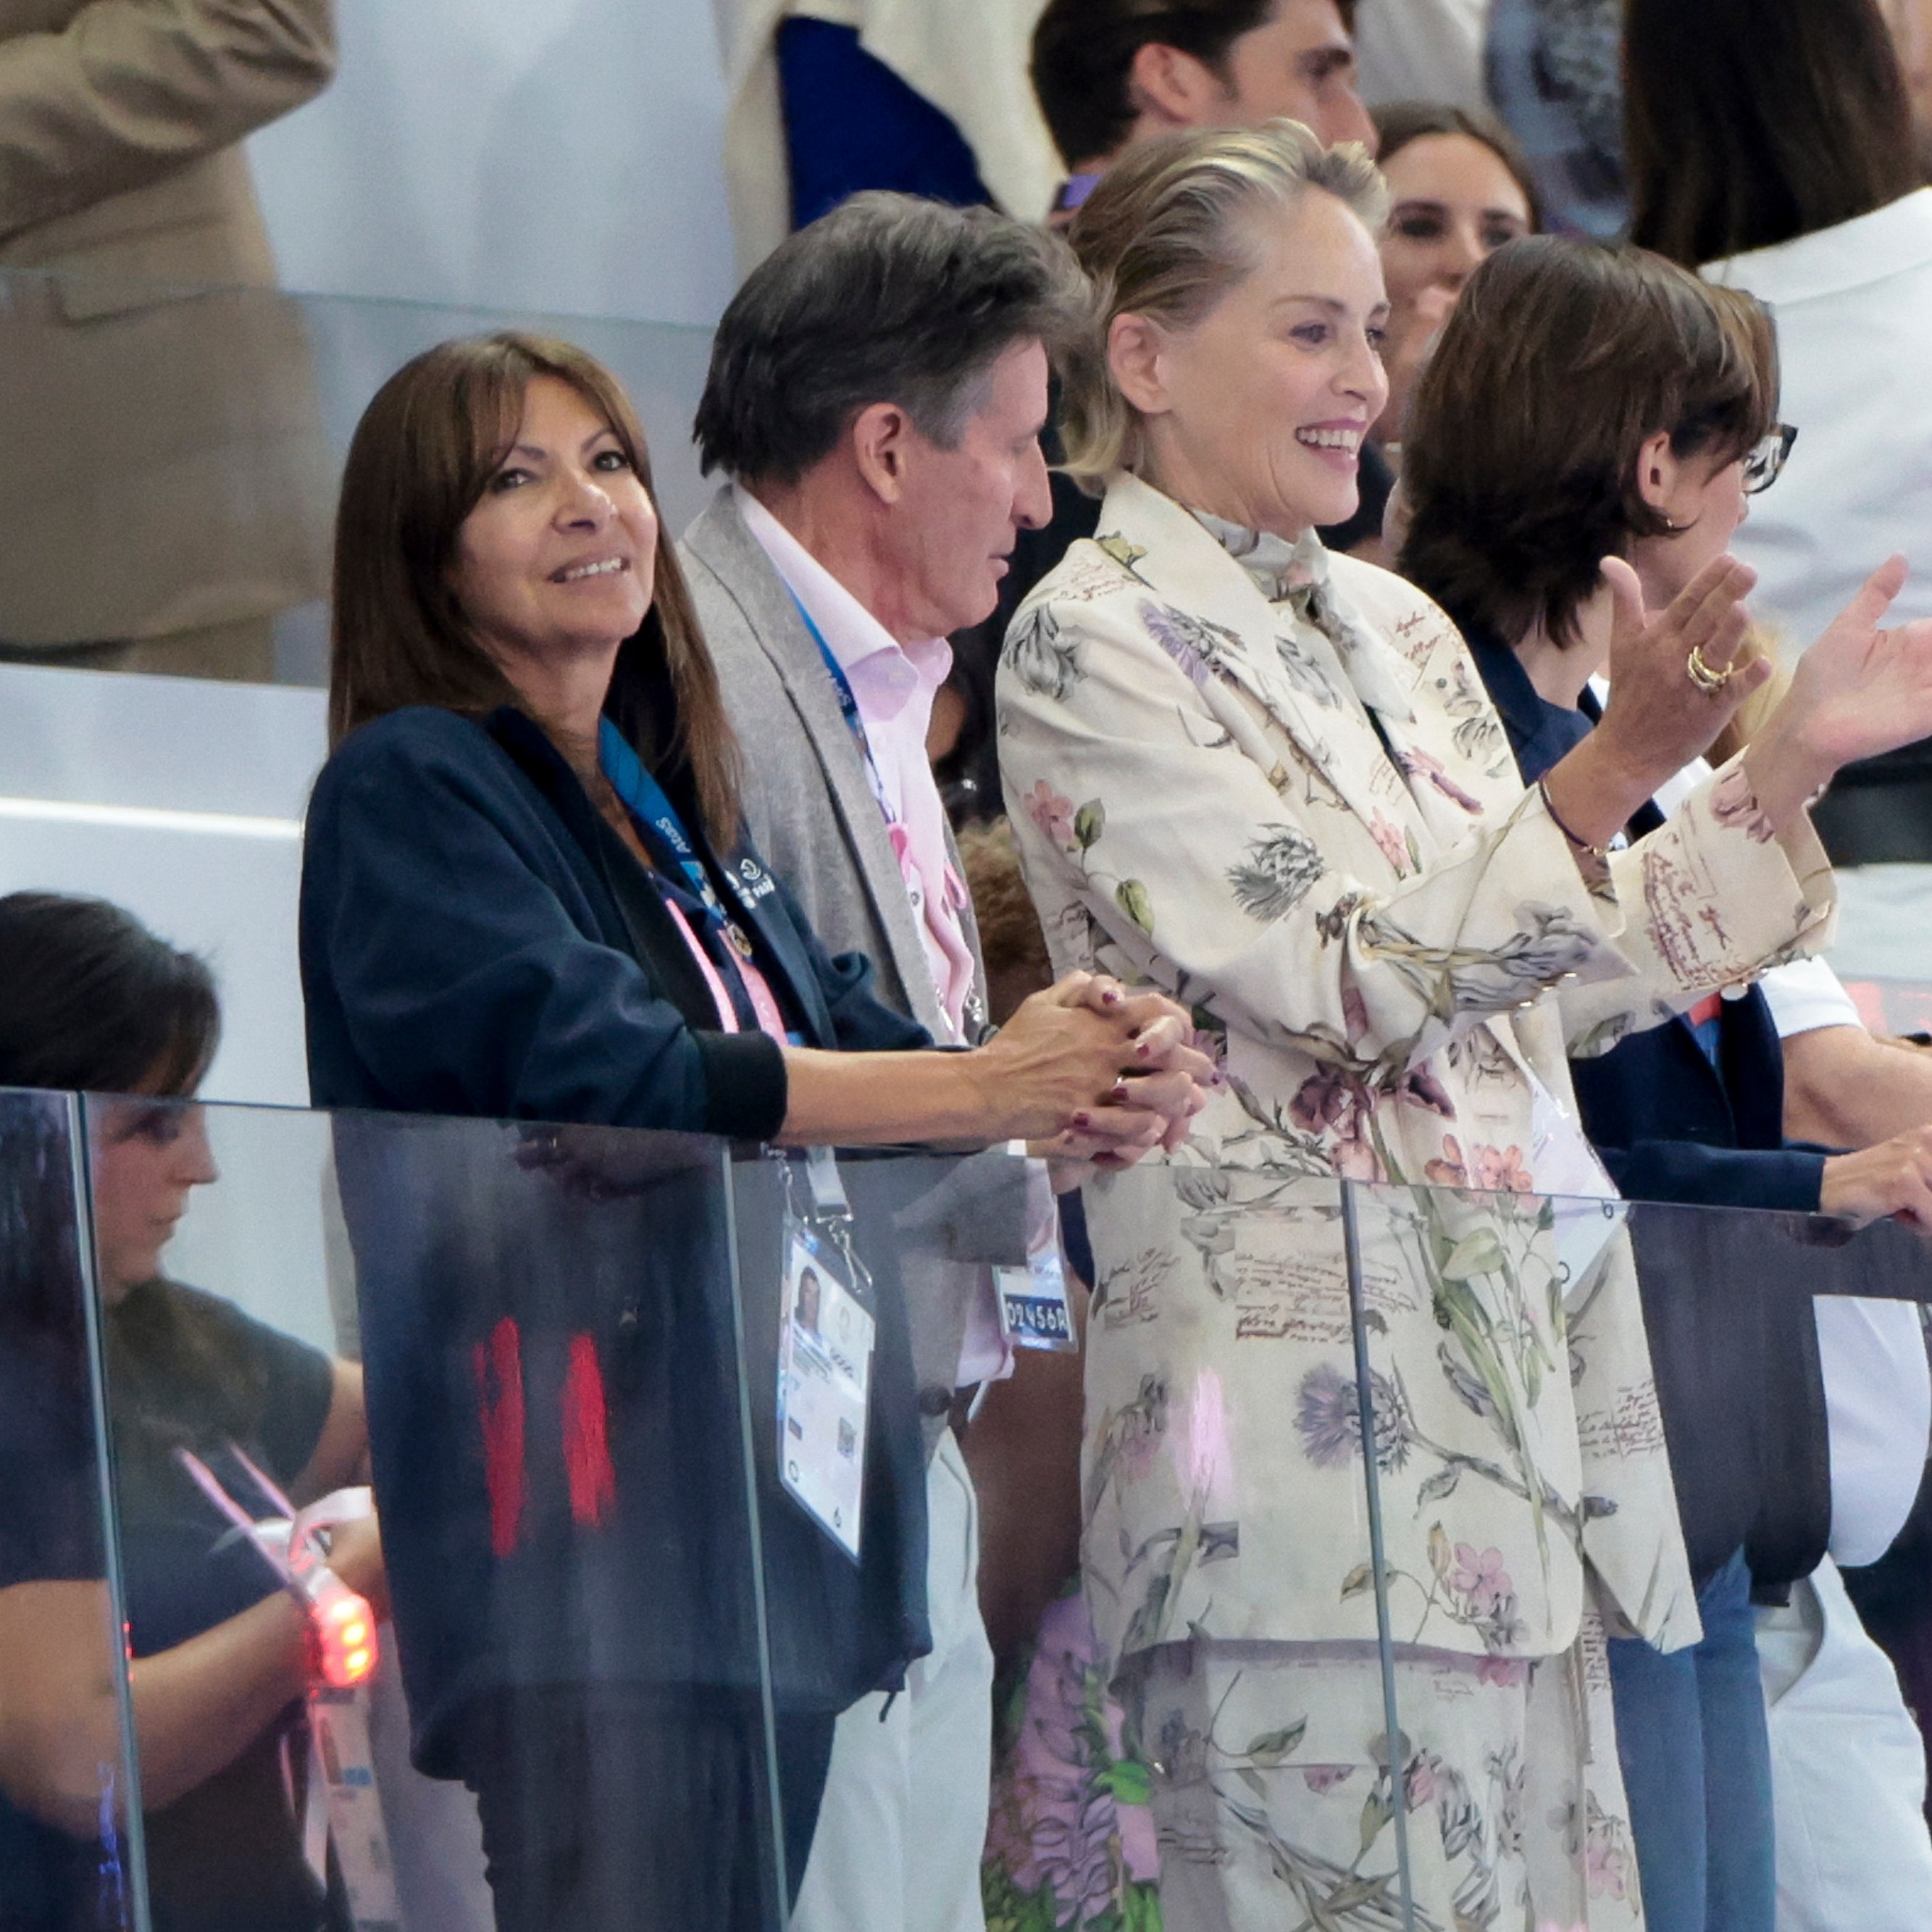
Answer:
[
  {"left": 790, "top": 1427, "right": 995, "bottom": 1932},
  {"left": 1757, "top": 1556, "right": 1932, "bottom": 1931}
]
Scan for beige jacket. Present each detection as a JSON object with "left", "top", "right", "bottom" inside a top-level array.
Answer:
[
  {"left": 997, "top": 473, "right": 1836, "bottom": 1673},
  {"left": 0, "top": 0, "right": 336, "bottom": 645}
]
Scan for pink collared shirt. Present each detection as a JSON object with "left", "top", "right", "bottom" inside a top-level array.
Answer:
[
  {"left": 739, "top": 488, "right": 1014, "bottom": 1389},
  {"left": 737, "top": 486, "right": 977, "bottom": 1045}
]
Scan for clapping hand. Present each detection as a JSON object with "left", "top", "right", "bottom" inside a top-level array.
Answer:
[
  {"left": 1744, "top": 556, "right": 1932, "bottom": 827},
  {"left": 1544, "top": 553, "right": 1769, "bottom": 850}
]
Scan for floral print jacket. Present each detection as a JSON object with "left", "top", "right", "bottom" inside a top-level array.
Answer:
[{"left": 996, "top": 473, "right": 1836, "bottom": 1675}]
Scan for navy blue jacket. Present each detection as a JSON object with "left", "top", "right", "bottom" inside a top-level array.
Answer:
[
  {"left": 301, "top": 705, "right": 931, "bottom": 1129},
  {"left": 301, "top": 704, "right": 940, "bottom": 1784},
  {"left": 1462, "top": 627, "right": 1826, "bottom": 1214}
]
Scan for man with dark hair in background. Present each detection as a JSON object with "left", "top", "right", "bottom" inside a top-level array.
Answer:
[{"left": 1029, "top": 0, "right": 1373, "bottom": 222}]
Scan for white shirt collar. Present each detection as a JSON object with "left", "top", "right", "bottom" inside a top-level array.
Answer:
[{"left": 1704, "top": 186, "right": 1932, "bottom": 306}]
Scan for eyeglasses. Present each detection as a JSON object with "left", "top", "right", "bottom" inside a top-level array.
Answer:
[{"left": 1742, "top": 422, "right": 1797, "bottom": 495}]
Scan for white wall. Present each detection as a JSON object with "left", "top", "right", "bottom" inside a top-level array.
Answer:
[{"left": 248, "top": 0, "right": 740, "bottom": 330}]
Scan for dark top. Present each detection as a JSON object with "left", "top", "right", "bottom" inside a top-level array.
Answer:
[
  {"left": 0, "top": 1280, "right": 338, "bottom": 1932},
  {"left": 0, "top": 1339, "right": 106, "bottom": 1932},
  {"left": 301, "top": 704, "right": 940, "bottom": 1781},
  {"left": 301, "top": 706, "right": 930, "bottom": 1133}
]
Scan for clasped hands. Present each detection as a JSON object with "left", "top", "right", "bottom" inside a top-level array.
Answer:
[{"left": 987, "top": 969, "right": 1216, "bottom": 1171}]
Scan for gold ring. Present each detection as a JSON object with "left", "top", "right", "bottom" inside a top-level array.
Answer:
[{"left": 1686, "top": 643, "right": 1733, "bottom": 696}]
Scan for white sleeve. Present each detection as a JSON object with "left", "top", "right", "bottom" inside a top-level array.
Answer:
[{"left": 1761, "top": 957, "right": 1867, "bottom": 1039}]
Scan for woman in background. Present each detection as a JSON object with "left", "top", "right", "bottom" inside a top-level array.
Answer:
[
  {"left": 0, "top": 892, "right": 382, "bottom": 1932},
  {"left": 1399, "top": 233, "right": 1932, "bottom": 1932},
  {"left": 1322, "top": 101, "right": 1537, "bottom": 559},
  {"left": 1626, "top": 0, "right": 1932, "bottom": 961}
]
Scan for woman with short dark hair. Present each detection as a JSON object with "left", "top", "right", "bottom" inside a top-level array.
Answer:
[{"left": 1400, "top": 233, "right": 1932, "bottom": 1932}]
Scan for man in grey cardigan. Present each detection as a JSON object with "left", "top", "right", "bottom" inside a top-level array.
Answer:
[{"left": 679, "top": 194, "right": 1088, "bottom": 1932}]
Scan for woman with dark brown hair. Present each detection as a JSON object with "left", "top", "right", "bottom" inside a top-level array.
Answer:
[
  {"left": 1400, "top": 232, "right": 1932, "bottom": 1932},
  {"left": 1626, "top": 0, "right": 1932, "bottom": 973},
  {"left": 300, "top": 332, "right": 1210, "bottom": 1932}
]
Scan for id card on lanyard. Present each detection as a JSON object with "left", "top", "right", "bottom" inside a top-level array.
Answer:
[{"left": 772, "top": 1147, "right": 876, "bottom": 1561}]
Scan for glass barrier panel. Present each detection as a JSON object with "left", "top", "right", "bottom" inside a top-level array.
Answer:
[
  {"left": 0, "top": 266, "right": 716, "bottom": 689},
  {"left": 80, "top": 1095, "right": 786, "bottom": 1932},
  {"left": 0, "top": 1088, "right": 146, "bottom": 1932}
]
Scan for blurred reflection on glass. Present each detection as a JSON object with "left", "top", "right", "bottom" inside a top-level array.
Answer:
[
  {"left": 0, "top": 1090, "right": 133, "bottom": 1932},
  {"left": 0, "top": 893, "right": 383, "bottom": 1932}
]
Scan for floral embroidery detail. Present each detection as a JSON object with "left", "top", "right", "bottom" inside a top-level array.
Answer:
[
  {"left": 1005, "top": 606, "right": 1084, "bottom": 701},
  {"left": 1450, "top": 1544, "right": 1512, "bottom": 1615},
  {"left": 1271, "top": 627, "right": 1346, "bottom": 709},
  {"left": 1425, "top": 1133, "right": 1469, "bottom": 1187},
  {"left": 1367, "top": 809, "right": 1413, "bottom": 875},
  {"left": 982, "top": 1589, "right": 1160, "bottom": 1932},
  {"left": 1024, "top": 779, "right": 1077, "bottom": 852},
  {"left": 1141, "top": 600, "right": 1243, "bottom": 688},
  {"left": 1226, "top": 824, "right": 1326, "bottom": 921},
  {"left": 1394, "top": 743, "right": 1485, "bottom": 814},
  {"left": 1710, "top": 762, "right": 1778, "bottom": 843},
  {"left": 1295, "top": 1361, "right": 1413, "bottom": 1471},
  {"left": 1471, "top": 1144, "right": 1535, "bottom": 1193}
]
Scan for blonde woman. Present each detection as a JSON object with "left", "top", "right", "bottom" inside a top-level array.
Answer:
[{"left": 996, "top": 119, "right": 1932, "bottom": 1930}]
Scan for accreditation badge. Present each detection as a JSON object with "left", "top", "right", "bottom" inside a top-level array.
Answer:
[{"left": 777, "top": 1219, "right": 874, "bottom": 1560}]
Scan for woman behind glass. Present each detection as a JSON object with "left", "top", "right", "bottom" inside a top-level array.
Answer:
[
  {"left": 301, "top": 334, "right": 1209, "bottom": 1932},
  {"left": 996, "top": 118, "right": 1932, "bottom": 1931},
  {"left": 0, "top": 892, "right": 381, "bottom": 1932}
]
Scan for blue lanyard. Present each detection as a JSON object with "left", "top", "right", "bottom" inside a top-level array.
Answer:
[
  {"left": 598, "top": 718, "right": 756, "bottom": 959},
  {"left": 787, "top": 592, "right": 898, "bottom": 828}
]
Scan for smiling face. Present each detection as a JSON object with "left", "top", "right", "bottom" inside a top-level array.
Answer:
[
  {"left": 1117, "top": 186, "right": 1389, "bottom": 537},
  {"left": 450, "top": 375, "right": 660, "bottom": 682},
  {"left": 89, "top": 1097, "right": 217, "bottom": 1303},
  {"left": 879, "top": 337, "right": 1055, "bottom": 637},
  {"left": 1379, "top": 133, "right": 1533, "bottom": 313}
]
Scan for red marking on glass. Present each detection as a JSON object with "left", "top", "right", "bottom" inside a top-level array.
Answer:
[
  {"left": 563, "top": 1334, "right": 616, "bottom": 1529},
  {"left": 473, "top": 1317, "right": 527, "bottom": 1557}
]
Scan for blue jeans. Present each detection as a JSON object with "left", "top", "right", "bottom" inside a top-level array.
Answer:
[{"left": 1607, "top": 1549, "right": 1776, "bottom": 1932}]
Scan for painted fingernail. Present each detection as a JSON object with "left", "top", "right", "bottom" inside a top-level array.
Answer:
[
  {"left": 1101, "top": 987, "right": 1122, "bottom": 1005},
  {"left": 1111, "top": 1080, "right": 1130, "bottom": 1102},
  {"left": 1136, "top": 1039, "right": 1153, "bottom": 1058},
  {"left": 1073, "top": 1112, "right": 1092, "bottom": 1129}
]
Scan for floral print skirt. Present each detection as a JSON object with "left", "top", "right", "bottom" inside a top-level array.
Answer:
[
  {"left": 984, "top": 1584, "right": 1164, "bottom": 1931},
  {"left": 1130, "top": 1618, "right": 1644, "bottom": 1932}
]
